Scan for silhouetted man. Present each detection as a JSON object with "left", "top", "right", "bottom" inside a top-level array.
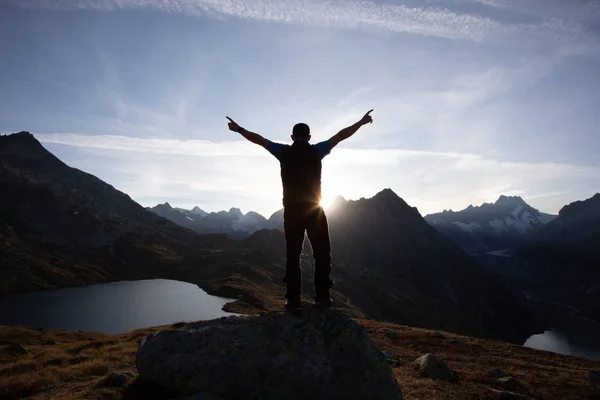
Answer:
[{"left": 226, "top": 110, "right": 374, "bottom": 311}]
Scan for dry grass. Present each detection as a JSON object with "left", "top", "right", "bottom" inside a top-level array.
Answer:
[
  {"left": 1, "top": 320, "right": 599, "bottom": 400},
  {"left": 360, "top": 319, "right": 600, "bottom": 400}
]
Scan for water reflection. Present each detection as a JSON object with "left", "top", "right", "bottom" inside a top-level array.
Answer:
[
  {"left": 524, "top": 326, "right": 600, "bottom": 360},
  {"left": 0, "top": 279, "right": 235, "bottom": 334}
]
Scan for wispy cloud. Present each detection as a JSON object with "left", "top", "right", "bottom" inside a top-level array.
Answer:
[
  {"left": 37, "top": 133, "right": 600, "bottom": 174},
  {"left": 5, "top": 0, "right": 599, "bottom": 53},
  {"left": 37, "top": 133, "right": 267, "bottom": 157}
]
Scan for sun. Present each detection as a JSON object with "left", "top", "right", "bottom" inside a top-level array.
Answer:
[{"left": 320, "top": 193, "right": 335, "bottom": 209}]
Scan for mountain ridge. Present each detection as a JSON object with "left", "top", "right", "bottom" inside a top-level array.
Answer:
[{"left": 424, "top": 195, "right": 557, "bottom": 253}]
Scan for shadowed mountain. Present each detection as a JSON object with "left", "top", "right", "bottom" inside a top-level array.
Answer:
[
  {"left": 514, "top": 193, "right": 600, "bottom": 321},
  {"left": 0, "top": 132, "right": 228, "bottom": 293},
  {"left": 424, "top": 196, "right": 556, "bottom": 254},
  {"left": 148, "top": 203, "right": 267, "bottom": 239},
  {"left": 323, "top": 190, "right": 537, "bottom": 343}
]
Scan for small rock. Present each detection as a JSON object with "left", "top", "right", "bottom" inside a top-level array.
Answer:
[
  {"left": 103, "top": 372, "right": 135, "bottom": 387},
  {"left": 497, "top": 376, "right": 522, "bottom": 391},
  {"left": 386, "top": 329, "right": 400, "bottom": 340},
  {"left": 432, "top": 332, "right": 446, "bottom": 339},
  {"left": 382, "top": 350, "right": 401, "bottom": 367},
  {"left": 7, "top": 344, "right": 28, "bottom": 355},
  {"left": 446, "top": 339, "right": 458, "bottom": 344},
  {"left": 490, "top": 368, "right": 505, "bottom": 378},
  {"left": 413, "top": 353, "right": 455, "bottom": 381},
  {"left": 589, "top": 370, "right": 600, "bottom": 385},
  {"left": 489, "top": 388, "right": 529, "bottom": 399},
  {"left": 43, "top": 339, "right": 57, "bottom": 345}
]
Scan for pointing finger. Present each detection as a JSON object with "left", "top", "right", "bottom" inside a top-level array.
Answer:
[
  {"left": 365, "top": 109, "right": 374, "bottom": 116},
  {"left": 226, "top": 116, "right": 236, "bottom": 124}
]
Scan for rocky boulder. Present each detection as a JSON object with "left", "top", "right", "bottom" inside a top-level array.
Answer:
[
  {"left": 413, "top": 354, "right": 455, "bottom": 381},
  {"left": 136, "top": 309, "right": 402, "bottom": 400}
]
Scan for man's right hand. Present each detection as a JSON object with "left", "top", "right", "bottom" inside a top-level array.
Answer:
[
  {"left": 226, "top": 116, "right": 242, "bottom": 133},
  {"left": 359, "top": 109, "right": 374, "bottom": 125}
]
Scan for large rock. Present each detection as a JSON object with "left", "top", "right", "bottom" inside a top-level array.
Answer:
[
  {"left": 413, "top": 354, "right": 455, "bottom": 381},
  {"left": 136, "top": 309, "right": 402, "bottom": 400}
]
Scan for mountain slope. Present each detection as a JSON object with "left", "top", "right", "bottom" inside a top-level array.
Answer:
[
  {"left": 424, "top": 195, "right": 556, "bottom": 253},
  {"left": 514, "top": 193, "right": 600, "bottom": 321},
  {"left": 0, "top": 132, "right": 219, "bottom": 293}
]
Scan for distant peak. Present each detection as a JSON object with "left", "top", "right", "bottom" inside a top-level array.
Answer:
[
  {"left": 373, "top": 188, "right": 400, "bottom": 200},
  {"left": 152, "top": 202, "right": 173, "bottom": 211},
  {"left": 229, "top": 207, "right": 243, "bottom": 216},
  {"left": 190, "top": 206, "right": 206, "bottom": 216},
  {"left": 0, "top": 131, "right": 66, "bottom": 165},
  {"left": 494, "top": 195, "right": 527, "bottom": 207},
  {"left": 559, "top": 193, "right": 600, "bottom": 218},
  {"left": 329, "top": 195, "right": 347, "bottom": 207}
]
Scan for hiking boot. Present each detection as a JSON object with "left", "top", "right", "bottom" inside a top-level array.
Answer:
[
  {"left": 285, "top": 299, "right": 302, "bottom": 312},
  {"left": 313, "top": 297, "right": 334, "bottom": 308}
]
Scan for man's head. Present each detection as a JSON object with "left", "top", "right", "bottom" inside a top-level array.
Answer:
[{"left": 291, "top": 123, "right": 311, "bottom": 141}]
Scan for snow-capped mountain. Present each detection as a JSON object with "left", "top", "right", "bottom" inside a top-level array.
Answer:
[
  {"left": 424, "top": 195, "right": 557, "bottom": 253},
  {"left": 148, "top": 203, "right": 269, "bottom": 238}
]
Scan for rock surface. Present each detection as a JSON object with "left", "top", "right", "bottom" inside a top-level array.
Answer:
[
  {"left": 136, "top": 309, "right": 402, "bottom": 400},
  {"left": 413, "top": 353, "right": 455, "bottom": 381}
]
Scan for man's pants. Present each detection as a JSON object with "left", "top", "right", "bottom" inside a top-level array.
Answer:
[{"left": 282, "top": 203, "right": 333, "bottom": 301}]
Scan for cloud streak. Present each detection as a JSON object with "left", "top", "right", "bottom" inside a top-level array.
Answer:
[
  {"left": 37, "top": 133, "right": 600, "bottom": 174},
  {"left": 5, "top": 0, "right": 599, "bottom": 53}
]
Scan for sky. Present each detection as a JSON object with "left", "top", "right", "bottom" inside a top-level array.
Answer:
[{"left": 1, "top": 0, "right": 599, "bottom": 217}]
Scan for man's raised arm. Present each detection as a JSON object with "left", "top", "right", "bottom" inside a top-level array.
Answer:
[
  {"left": 226, "top": 116, "right": 269, "bottom": 149},
  {"left": 328, "top": 109, "right": 374, "bottom": 149}
]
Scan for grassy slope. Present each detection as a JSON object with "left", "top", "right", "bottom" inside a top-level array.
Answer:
[{"left": 1, "top": 320, "right": 599, "bottom": 400}]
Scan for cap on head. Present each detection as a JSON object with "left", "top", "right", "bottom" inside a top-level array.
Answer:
[{"left": 292, "top": 123, "right": 310, "bottom": 139}]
